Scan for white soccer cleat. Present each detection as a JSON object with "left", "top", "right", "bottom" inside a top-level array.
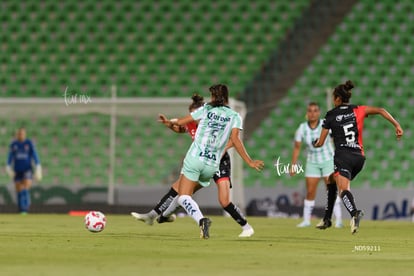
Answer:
[
  {"left": 316, "top": 219, "right": 332, "bottom": 230},
  {"left": 296, "top": 221, "right": 311, "bottom": 228},
  {"left": 350, "top": 210, "right": 364, "bottom": 234},
  {"left": 131, "top": 212, "right": 155, "bottom": 226},
  {"left": 238, "top": 227, "right": 254, "bottom": 238}
]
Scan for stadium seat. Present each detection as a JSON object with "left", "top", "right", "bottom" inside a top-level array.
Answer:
[
  {"left": 12, "top": 0, "right": 413, "bottom": 190},
  {"left": 0, "top": 0, "right": 310, "bottom": 98},
  {"left": 244, "top": 0, "right": 413, "bottom": 188}
]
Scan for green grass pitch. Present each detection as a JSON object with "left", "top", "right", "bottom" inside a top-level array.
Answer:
[{"left": 0, "top": 214, "right": 413, "bottom": 276}]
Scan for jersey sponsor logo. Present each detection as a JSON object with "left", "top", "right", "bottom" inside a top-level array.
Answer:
[
  {"left": 199, "top": 149, "right": 217, "bottom": 161},
  {"left": 207, "top": 121, "right": 226, "bottom": 130},
  {"left": 207, "top": 111, "right": 231, "bottom": 122},
  {"left": 336, "top": 113, "right": 355, "bottom": 122},
  {"left": 16, "top": 153, "right": 29, "bottom": 159},
  {"left": 340, "top": 143, "right": 361, "bottom": 149}
]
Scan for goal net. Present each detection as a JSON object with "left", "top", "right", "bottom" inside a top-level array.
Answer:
[{"left": 0, "top": 89, "right": 247, "bottom": 209}]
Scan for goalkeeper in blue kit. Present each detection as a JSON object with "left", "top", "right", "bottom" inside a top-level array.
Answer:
[{"left": 6, "top": 127, "right": 42, "bottom": 214}]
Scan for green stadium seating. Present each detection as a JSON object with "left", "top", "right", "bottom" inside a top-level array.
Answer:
[
  {"left": 244, "top": 0, "right": 414, "bottom": 188},
  {"left": 7, "top": 0, "right": 412, "bottom": 189},
  {"left": 0, "top": 113, "right": 185, "bottom": 186},
  {"left": 0, "top": 0, "right": 309, "bottom": 98}
]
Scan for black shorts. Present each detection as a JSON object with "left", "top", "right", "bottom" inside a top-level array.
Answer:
[
  {"left": 14, "top": 170, "right": 33, "bottom": 182},
  {"left": 334, "top": 150, "right": 365, "bottom": 180},
  {"left": 213, "top": 152, "right": 232, "bottom": 187}
]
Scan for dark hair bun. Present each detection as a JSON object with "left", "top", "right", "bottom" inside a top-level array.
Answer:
[
  {"left": 192, "top": 93, "right": 204, "bottom": 104},
  {"left": 344, "top": 80, "right": 354, "bottom": 91}
]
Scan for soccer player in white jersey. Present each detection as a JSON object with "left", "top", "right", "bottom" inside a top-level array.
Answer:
[
  {"left": 159, "top": 84, "right": 264, "bottom": 239},
  {"left": 290, "top": 102, "right": 343, "bottom": 228}
]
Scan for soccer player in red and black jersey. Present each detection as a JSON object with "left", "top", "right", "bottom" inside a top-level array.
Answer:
[
  {"left": 130, "top": 94, "right": 203, "bottom": 226},
  {"left": 313, "top": 80, "right": 403, "bottom": 234}
]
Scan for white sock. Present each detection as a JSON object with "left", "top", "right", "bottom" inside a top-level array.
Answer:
[
  {"left": 161, "top": 195, "right": 179, "bottom": 217},
  {"left": 333, "top": 196, "right": 342, "bottom": 222},
  {"left": 178, "top": 195, "right": 204, "bottom": 224},
  {"left": 242, "top": 223, "right": 252, "bottom": 231},
  {"left": 148, "top": 210, "right": 158, "bottom": 219},
  {"left": 303, "top": 199, "right": 315, "bottom": 223}
]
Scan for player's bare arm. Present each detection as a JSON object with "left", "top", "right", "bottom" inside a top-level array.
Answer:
[
  {"left": 313, "top": 128, "right": 330, "bottom": 148},
  {"left": 172, "top": 114, "right": 194, "bottom": 127},
  {"left": 365, "top": 106, "right": 403, "bottom": 140},
  {"left": 224, "top": 139, "right": 233, "bottom": 151},
  {"left": 290, "top": 141, "right": 301, "bottom": 176},
  {"left": 229, "top": 128, "right": 264, "bottom": 172},
  {"left": 158, "top": 113, "right": 186, "bottom": 133}
]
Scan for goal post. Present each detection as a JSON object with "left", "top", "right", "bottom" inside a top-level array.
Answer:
[
  {"left": 227, "top": 98, "right": 247, "bottom": 212},
  {"left": 0, "top": 94, "right": 247, "bottom": 210},
  {"left": 326, "top": 87, "right": 333, "bottom": 110}
]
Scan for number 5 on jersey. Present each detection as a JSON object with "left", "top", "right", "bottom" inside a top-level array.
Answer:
[{"left": 343, "top": 123, "right": 355, "bottom": 143}]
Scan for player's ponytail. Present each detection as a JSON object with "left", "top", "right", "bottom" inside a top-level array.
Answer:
[
  {"left": 209, "top": 84, "right": 229, "bottom": 107},
  {"left": 343, "top": 80, "right": 354, "bottom": 91},
  {"left": 333, "top": 80, "right": 354, "bottom": 103},
  {"left": 189, "top": 93, "right": 204, "bottom": 111}
]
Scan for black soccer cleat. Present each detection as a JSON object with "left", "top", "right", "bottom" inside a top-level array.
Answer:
[
  {"left": 157, "top": 215, "right": 172, "bottom": 224},
  {"left": 156, "top": 214, "right": 176, "bottom": 224},
  {"left": 316, "top": 219, "right": 332, "bottom": 230},
  {"left": 199, "top": 218, "right": 212, "bottom": 239},
  {"left": 350, "top": 210, "right": 364, "bottom": 234}
]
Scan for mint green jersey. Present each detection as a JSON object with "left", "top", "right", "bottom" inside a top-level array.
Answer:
[
  {"left": 186, "top": 104, "right": 242, "bottom": 168},
  {"left": 294, "top": 119, "right": 334, "bottom": 163}
]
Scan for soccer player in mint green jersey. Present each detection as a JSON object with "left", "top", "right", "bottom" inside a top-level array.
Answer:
[
  {"left": 290, "top": 102, "right": 342, "bottom": 228},
  {"left": 132, "top": 93, "right": 255, "bottom": 238},
  {"left": 159, "top": 84, "right": 264, "bottom": 239}
]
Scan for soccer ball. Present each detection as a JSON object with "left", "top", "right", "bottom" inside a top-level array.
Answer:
[{"left": 84, "top": 211, "right": 106, "bottom": 233}]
